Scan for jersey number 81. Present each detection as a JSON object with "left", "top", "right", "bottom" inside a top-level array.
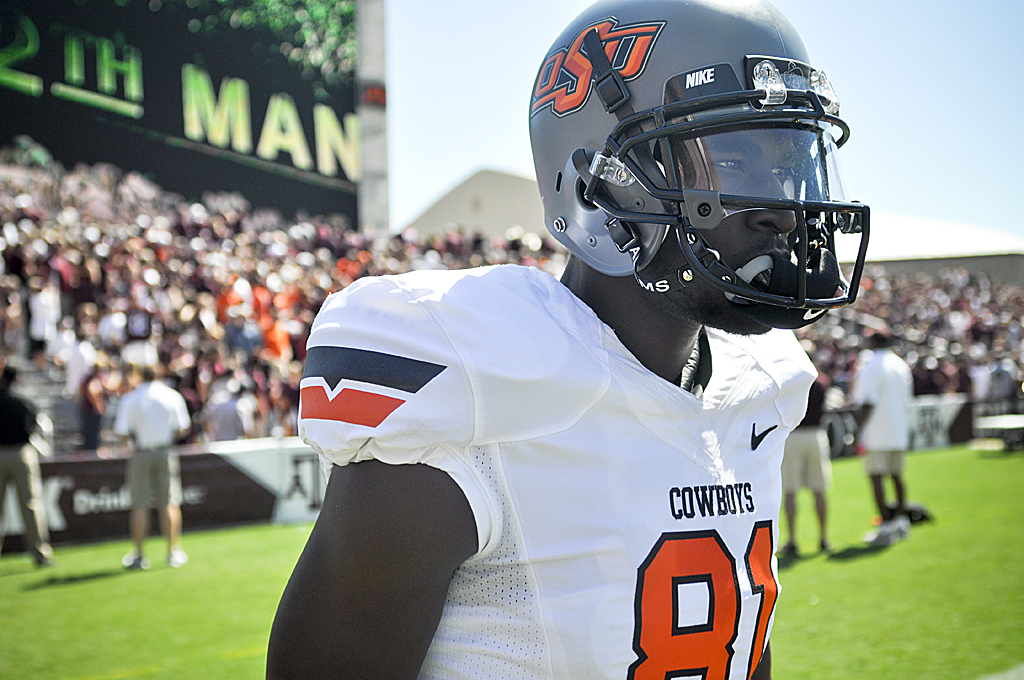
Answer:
[{"left": 628, "top": 522, "right": 777, "bottom": 680}]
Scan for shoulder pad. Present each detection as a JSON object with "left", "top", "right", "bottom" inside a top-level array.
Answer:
[
  {"left": 299, "top": 266, "right": 610, "bottom": 466},
  {"left": 707, "top": 328, "right": 816, "bottom": 429}
]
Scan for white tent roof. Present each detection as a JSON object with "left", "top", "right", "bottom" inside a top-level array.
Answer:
[
  {"left": 407, "top": 170, "right": 1024, "bottom": 264},
  {"left": 405, "top": 169, "right": 544, "bottom": 241},
  {"left": 835, "top": 212, "right": 1024, "bottom": 264}
]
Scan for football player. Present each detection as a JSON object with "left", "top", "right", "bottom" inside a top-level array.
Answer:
[{"left": 266, "top": 1, "right": 869, "bottom": 679}]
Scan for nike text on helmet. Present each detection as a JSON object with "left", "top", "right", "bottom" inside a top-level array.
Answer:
[{"left": 529, "top": 0, "right": 870, "bottom": 329}]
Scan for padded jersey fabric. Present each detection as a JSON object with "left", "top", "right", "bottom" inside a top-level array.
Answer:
[{"left": 299, "top": 264, "right": 815, "bottom": 680}]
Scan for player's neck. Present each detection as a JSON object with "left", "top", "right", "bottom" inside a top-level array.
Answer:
[{"left": 560, "top": 257, "right": 702, "bottom": 384}]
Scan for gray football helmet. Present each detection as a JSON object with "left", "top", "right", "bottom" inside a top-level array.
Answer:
[{"left": 529, "top": 0, "right": 869, "bottom": 328}]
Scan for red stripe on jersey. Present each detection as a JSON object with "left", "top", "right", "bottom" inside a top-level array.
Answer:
[{"left": 300, "top": 385, "right": 406, "bottom": 427}]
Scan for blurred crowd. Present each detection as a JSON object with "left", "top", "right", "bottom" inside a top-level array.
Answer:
[
  {"left": 1, "top": 139, "right": 1022, "bottom": 454},
  {"left": 0, "top": 138, "right": 565, "bottom": 453},
  {"left": 797, "top": 264, "right": 1024, "bottom": 415}
]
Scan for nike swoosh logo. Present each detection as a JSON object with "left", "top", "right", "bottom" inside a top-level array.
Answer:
[{"left": 751, "top": 423, "right": 778, "bottom": 450}]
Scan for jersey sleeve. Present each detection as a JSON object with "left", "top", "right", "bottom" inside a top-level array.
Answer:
[
  {"left": 299, "top": 267, "right": 609, "bottom": 460},
  {"left": 297, "top": 266, "right": 611, "bottom": 553},
  {"left": 297, "top": 274, "right": 475, "bottom": 465}
]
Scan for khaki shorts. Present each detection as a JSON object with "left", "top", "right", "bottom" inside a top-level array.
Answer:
[
  {"left": 863, "top": 449, "right": 906, "bottom": 476},
  {"left": 781, "top": 428, "right": 832, "bottom": 493},
  {"left": 127, "top": 449, "right": 182, "bottom": 508}
]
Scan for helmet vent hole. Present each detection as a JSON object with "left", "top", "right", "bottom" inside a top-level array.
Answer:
[{"left": 555, "top": 172, "right": 562, "bottom": 193}]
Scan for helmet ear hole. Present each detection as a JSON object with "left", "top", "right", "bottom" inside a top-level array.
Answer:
[
  {"left": 575, "top": 176, "right": 599, "bottom": 210},
  {"left": 555, "top": 172, "right": 562, "bottom": 193}
]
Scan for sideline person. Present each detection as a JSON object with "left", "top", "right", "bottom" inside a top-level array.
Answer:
[
  {"left": 113, "top": 363, "right": 191, "bottom": 569},
  {"left": 0, "top": 365, "right": 54, "bottom": 567},
  {"left": 780, "top": 368, "right": 833, "bottom": 557},
  {"left": 852, "top": 330, "right": 914, "bottom": 546}
]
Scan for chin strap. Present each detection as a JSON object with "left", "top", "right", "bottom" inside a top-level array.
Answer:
[
  {"left": 583, "top": 29, "right": 634, "bottom": 118},
  {"left": 630, "top": 223, "right": 732, "bottom": 293}
]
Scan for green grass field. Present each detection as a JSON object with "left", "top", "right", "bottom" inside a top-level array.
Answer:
[
  {"left": 772, "top": 445, "right": 1024, "bottom": 679},
  {"left": 2, "top": 445, "right": 1022, "bottom": 680}
]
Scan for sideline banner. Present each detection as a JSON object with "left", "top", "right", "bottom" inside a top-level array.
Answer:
[
  {"left": 809, "top": 394, "right": 973, "bottom": 459},
  {"left": 910, "top": 394, "right": 971, "bottom": 451},
  {"left": 1, "top": 437, "right": 324, "bottom": 553},
  {"left": 0, "top": 396, "right": 976, "bottom": 553}
]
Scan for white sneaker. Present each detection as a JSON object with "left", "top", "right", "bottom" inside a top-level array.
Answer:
[
  {"left": 122, "top": 552, "right": 150, "bottom": 570},
  {"left": 167, "top": 549, "right": 189, "bottom": 568},
  {"left": 864, "top": 521, "right": 895, "bottom": 547},
  {"left": 893, "top": 515, "right": 911, "bottom": 541}
]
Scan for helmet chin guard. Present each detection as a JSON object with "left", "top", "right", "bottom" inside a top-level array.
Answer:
[
  {"left": 627, "top": 210, "right": 868, "bottom": 329},
  {"left": 725, "top": 242, "right": 847, "bottom": 329}
]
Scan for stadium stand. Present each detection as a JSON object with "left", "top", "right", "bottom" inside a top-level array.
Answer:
[{"left": 1, "top": 143, "right": 1022, "bottom": 456}]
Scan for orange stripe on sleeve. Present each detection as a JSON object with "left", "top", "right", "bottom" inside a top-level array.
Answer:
[{"left": 300, "top": 385, "right": 406, "bottom": 428}]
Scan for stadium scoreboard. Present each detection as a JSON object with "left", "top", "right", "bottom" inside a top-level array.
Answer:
[{"left": 0, "top": 0, "right": 359, "bottom": 222}]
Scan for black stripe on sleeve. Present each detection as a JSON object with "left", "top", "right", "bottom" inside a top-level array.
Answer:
[{"left": 302, "top": 346, "right": 446, "bottom": 393}]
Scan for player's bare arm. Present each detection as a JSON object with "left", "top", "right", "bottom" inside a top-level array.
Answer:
[{"left": 266, "top": 460, "right": 477, "bottom": 680}]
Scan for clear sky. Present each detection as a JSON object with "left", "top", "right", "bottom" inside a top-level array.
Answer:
[{"left": 384, "top": 0, "right": 1024, "bottom": 240}]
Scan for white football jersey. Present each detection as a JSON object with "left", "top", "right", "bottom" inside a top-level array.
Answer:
[{"left": 299, "top": 264, "right": 815, "bottom": 680}]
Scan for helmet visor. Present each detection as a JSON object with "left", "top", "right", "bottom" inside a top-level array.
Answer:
[{"left": 669, "top": 124, "right": 845, "bottom": 204}]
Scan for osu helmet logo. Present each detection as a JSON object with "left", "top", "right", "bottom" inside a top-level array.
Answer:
[{"left": 531, "top": 18, "right": 665, "bottom": 118}]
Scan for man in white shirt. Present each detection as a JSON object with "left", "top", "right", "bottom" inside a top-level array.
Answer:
[
  {"left": 113, "top": 363, "right": 192, "bottom": 569},
  {"left": 851, "top": 331, "right": 915, "bottom": 546}
]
